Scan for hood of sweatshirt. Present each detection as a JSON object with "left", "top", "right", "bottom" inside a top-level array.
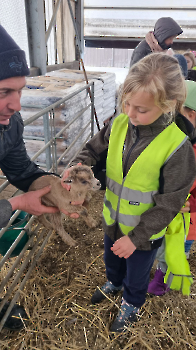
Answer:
[{"left": 154, "top": 17, "right": 183, "bottom": 50}]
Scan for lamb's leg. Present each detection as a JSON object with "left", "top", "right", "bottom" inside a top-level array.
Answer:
[
  {"left": 38, "top": 214, "right": 53, "bottom": 229},
  {"left": 78, "top": 207, "right": 98, "bottom": 228},
  {"left": 61, "top": 204, "right": 98, "bottom": 229},
  {"left": 82, "top": 193, "right": 92, "bottom": 209},
  {"left": 49, "top": 212, "right": 76, "bottom": 247}
]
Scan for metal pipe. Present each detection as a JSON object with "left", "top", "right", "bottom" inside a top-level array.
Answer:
[
  {"left": 91, "top": 82, "right": 94, "bottom": 137},
  {"left": 67, "top": 0, "right": 100, "bottom": 131},
  {"left": 45, "top": 0, "right": 62, "bottom": 43},
  {"left": 0, "top": 229, "right": 53, "bottom": 331},
  {"left": 57, "top": 122, "right": 91, "bottom": 164},
  {"left": 62, "top": 134, "right": 91, "bottom": 173},
  {"left": 23, "top": 82, "right": 92, "bottom": 126}
]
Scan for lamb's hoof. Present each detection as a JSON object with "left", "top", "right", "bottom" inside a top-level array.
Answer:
[
  {"left": 65, "top": 237, "right": 77, "bottom": 247},
  {"left": 86, "top": 218, "right": 97, "bottom": 228}
]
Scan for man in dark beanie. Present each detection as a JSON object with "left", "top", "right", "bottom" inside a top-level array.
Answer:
[
  {"left": 0, "top": 25, "right": 30, "bottom": 81},
  {"left": 0, "top": 25, "right": 60, "bottom": 331},
  {"left": 0, "top": 24, "right": 59, "bottom": 225},
  {"left": 130, "top": 17, "right": 183, "bottom": 67}
]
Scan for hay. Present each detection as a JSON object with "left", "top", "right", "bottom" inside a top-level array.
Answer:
[{"left": 0, "top": 190, "right": 196, "bottom": 349}]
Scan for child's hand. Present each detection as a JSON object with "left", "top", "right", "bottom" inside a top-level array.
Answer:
[
  {"left": 111, "top": 236, "right": 136, "bottom": 259},
  {"left": 60, "top": 163, "right": 84, "bottom": 218},
  {"left": 180, "top": 200, "right": 190, "bottom": 213},
  {"left": 61, "top": 163, "right": 82, "bottom": 189}
]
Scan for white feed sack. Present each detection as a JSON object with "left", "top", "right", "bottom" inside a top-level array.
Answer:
[{"left": 21, "top": 69, "right": 116, "bottom": 169}]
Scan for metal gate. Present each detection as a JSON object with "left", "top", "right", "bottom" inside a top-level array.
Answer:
[{"left": 0, "top": 82, "right": 94, "bottom": 331}]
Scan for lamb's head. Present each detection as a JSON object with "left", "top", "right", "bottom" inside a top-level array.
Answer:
[{"left": 62, "top": 165, "right": 101, "bottom": 194}]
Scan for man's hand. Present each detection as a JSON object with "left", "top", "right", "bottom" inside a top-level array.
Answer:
[
  {"left": 9, "top": 186, "right": 59, "bottom": 216},
  {"left": 111, "top": 236, "right": 136, "bottom": 259},
  {"left": 180, "top": 200, "right": 190, "bottom": 213}
]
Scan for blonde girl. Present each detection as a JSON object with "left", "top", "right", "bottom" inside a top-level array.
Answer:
[{"left": 65, "top": 53, "right": 196, "bottom": 333}]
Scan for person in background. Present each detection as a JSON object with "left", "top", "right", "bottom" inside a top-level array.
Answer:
[
  {"left": 63, "top": 53, "right": 196, "bottom": 332},
  {"left": 173, "top": 54, "right": 188, "bottom": 79},
  {"left": 148, "top": 79, "right": 196, "bottom": 296},
  {"left": 130, "top": 17, "right": 182, "bottom": 67},
  {"left": 184, "top": 51, "right": 196, "bottom": 81},
  {"left": 179, "top": 80, "right": 196, "bottom": 259},
  {"left": 183, "top": 51, "right": 196, "bottom": 70}
]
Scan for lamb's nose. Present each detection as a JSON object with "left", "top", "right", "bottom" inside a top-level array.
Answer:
[{"left": 97, "top": 180, "right": 101, "bottom": 187}]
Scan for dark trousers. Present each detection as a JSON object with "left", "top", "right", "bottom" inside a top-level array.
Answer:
[{"left": 104, "top": 234, "right": 158, "bottom": 308}]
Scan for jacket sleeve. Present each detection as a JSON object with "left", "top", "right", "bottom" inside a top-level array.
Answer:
[
  {"left": 70, "top": 124, "right": 110, "bottom": 167},
  {"left": 0, "top": 113, "right": 45, "bottom": 192},
  {"left": 0, "top": 199, "right": 12, "bottom": 228},
  {"left": 130, "top": 49, "right": 147, "bottom": 67},
  {"left": 129, "top": 140, "right": 196, "bottom": 248},
  {"left": 130, "top": 41, "right": 151, "bottom": 67},
  {"left": 0, "top": 137, "right": 45, "bottom": 192}
]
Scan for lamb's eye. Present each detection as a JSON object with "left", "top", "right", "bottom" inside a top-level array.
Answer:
[
  {"left": 64, "top": 179, "right": 72, "bottom": 183},
  {"left": 81, "top": 180, "right": 87, "bottom": 184}
]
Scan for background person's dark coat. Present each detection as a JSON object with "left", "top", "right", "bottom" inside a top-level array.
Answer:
[{"left": 130, "top": 17, "right": 183, "bottom": 67}]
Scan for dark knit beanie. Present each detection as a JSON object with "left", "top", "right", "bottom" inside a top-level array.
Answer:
[
  {"left": 174, "top": 54, "right": 188, "bottom": 78},
  {"left": 0, "top": 25, "right": 29, "bottom": 81}
]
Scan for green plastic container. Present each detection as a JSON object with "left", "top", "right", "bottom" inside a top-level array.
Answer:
[{"left": 0, "top": 211, "right": 29, "bottom": 257}]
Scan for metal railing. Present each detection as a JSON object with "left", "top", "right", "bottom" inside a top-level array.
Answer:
[{"left": 0, "top": 81, "right": 95, "bottom": 331}]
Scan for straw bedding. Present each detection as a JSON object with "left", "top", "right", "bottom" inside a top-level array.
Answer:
[{"left": 0, "top": 190, "right": 196, "bottom": 349}]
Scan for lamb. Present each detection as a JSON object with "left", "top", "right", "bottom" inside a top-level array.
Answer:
[{"left": 29, "top": 165, "right": 101, "bottom": 246}]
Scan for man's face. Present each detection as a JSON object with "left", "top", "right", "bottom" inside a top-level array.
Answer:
[
  {"left": 164, "top": 35, "right": 176, "bottom": 47},
  {"left": 0, "top": 76, "right": 26, "bottom": 125}
]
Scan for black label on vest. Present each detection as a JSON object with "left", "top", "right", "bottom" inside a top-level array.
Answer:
[{"left": 129, "top": 201, "right": 140, "bottom": 206}]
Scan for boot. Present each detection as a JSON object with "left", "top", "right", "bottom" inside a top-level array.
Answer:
[
  {"left": 148, "top": 269, "right": 170, "bottom": 296},
  {"left": 91, "top": 280, "right": 122, "bottom": 304},
  {"left": 110, "top": 298, "right": 139, "bottom": 333},
  {"left": 0, "top": 298, "right": 28, "bottom": 331}
]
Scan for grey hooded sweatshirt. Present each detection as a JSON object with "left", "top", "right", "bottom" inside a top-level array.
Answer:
[{"left": 130, "top": 17, "right": 183, "bottom": 67}]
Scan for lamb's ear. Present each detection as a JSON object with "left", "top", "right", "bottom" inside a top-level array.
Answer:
[{"left": 61, "top": 182, "right": 71, "bottom": 191}]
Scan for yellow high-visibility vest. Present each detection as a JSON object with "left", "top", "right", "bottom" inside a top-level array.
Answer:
[
  {"left": 164, "top": 210, "right": 193, "bottom": 296},
  {"left": 103, "top": 113, "right": 188, "bottom": 241}
]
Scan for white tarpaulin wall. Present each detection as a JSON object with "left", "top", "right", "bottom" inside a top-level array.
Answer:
[
  {"left": 0, "top": 0, "right": 30, "bottom": 64},
  {"left": 84, "top": 0, "right": 196, "bottom": 39}
]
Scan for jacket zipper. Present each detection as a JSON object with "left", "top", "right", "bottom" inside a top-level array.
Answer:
[{"left": 114, "top": 126, "right": 140, "bottom": 241}]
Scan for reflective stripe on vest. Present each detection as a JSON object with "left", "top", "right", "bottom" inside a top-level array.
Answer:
[{"left": 103, "top": 113, "right": 188, "bottom": 240}]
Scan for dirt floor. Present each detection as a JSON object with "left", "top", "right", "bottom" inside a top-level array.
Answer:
[{"left": 0, "top": 190, "right": 196, "bottom": 349}]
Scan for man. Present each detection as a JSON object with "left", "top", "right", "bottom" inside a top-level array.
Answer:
[
  {"left": 0, "top": 24, "right": 64, "bottom": 331},
  {"left": 130, "top": 17, "right": 183, "bottom": 67},
  {"left": 0, "top": 24, "right": 62, "bottom": 230},
  {"left": 0, "top": 23, "right": 83, "bottom": 331}
]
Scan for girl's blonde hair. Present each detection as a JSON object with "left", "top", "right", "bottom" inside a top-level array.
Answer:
[
  {"left": 119, "top": 53, "right": 186, "bottom": 117},
  {"left": 183, "top": 51, "right": 196, "bottom": 69}
]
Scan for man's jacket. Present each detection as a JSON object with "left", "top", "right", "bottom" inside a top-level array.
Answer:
[{"left": 0, "top": 112, "right": 44, "bottom": 192}]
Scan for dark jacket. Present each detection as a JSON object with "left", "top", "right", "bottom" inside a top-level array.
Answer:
[
  {"left": 0, "top": 112, "right": 47, "bottom": 228},
  {"left": 0, "top": 112, "right": 45, "bottom": 192},
  {"left": 130, "top": 17, "right": 183, "bottom": 67},
  {"left": 0, "top": 200, "right": 13, "bottom": 228},
  {"left": 71, "top": 114, "right": 196, "bottom": 251}
]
